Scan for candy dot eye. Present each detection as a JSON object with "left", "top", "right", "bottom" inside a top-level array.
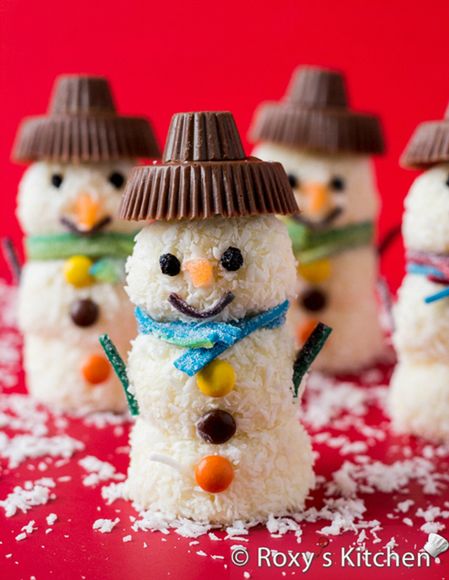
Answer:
[
  {"left": 220, "top": 247, "right": 243, "bottom": 272},
  {"left": 159, "top": 253, "right": 181, "bottom": 276},
  {"left": 108, "top": 171, "right": 125, "bottom": 189},
  {"left": 287, "top": 173, "right": 299, "bottom": 189},
  {"left": 51, "top": 174, "right": 63, "bottom": 189},
  {"left": 446, "top": 175, "right": 449, "bottom": 187},
  {"left": 329, "top": 176, "right": 345, "bottom": 191}
]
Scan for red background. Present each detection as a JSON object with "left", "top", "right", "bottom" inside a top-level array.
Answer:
[
  {"left": 2, "top": 0, "right": 449, "bottom": 289},
  {"left": 1, "top": 3, "right": 449, "bottom": 578}
]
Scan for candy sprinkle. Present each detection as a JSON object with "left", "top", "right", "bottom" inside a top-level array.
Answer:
[
  {"left": 293, "top": 322, "right": 332, "bottom": 397},
  {"left": 99, "top": 334, "right": 139, "bottom": 416}
]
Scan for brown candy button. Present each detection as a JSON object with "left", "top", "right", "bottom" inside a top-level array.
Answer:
[
  {"left": 300, "top": 288, "right": 327, "bottom": 312},
  {"left": 196, "top": 409, "right": 237, "bottom": 445},
  {"left": 70, "top": 298, "right": 99, "bottom": 327}
]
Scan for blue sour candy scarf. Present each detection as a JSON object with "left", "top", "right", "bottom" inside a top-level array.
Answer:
[
  {"left": 135, "top": 300, "right": 290, "bottom": 377},
  {"left": 407, "top": 250, "right": 449, "bottom": 304}
]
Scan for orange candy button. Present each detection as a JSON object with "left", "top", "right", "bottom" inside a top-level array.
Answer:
[
  {"left": 194, "top": 455, "right": 234, "bottom": 493},
  {"left": 82, "top": 354, "right": 111, "bottom": 385},
  {"left": 297, "top": 319, "right": 319, "bottom": 344}
]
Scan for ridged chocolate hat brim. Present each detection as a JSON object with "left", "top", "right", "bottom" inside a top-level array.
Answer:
[
  {"left": 401, "top": 121, "right": 449, "bottom": 168},
  {"left": 13, "top": 115, "right": 161, "bottom": 163},
  {"left": 249, "top": 103, "right": 385, "bottom": 155},
  {"left": 120, "top": 159, "right": 298, "bottom": 221}
]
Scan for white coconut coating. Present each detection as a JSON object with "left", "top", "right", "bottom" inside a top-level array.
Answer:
[
  {"left": 126, "top": 417, "right": 314, "bottom": 524},
  {"left": 18, "top": 259, "right": 133, "bottom": 413},
  {"left": 389, "top": 361, "right": 449, "bottom": 441},
  {"left": 16, "top": 160, "right": 142, "bottom": 412},
  {"left": 252, "top": 143, "right": 380, "bottom": 226},
  {"left": 402, "top": 164, "right": 449, "bottom": 253},
  {"left": 290, "top": 248, "right": 385, "bottom": 373},
  {"left": 16, "top": 161, "right": 137, "bottom": 235},
  {"left": 23, "top": 334, "right": 127, "bottom": 412},
  {"left": 18, "top": 261, "right": 135, "bottom": 342},
  {"left": 128, "top": 326, "right": 299, "bottom": 437},
  {"left": 390, "top": 164, "right": 449, "bottom": 439},
  {"left": 125, "top": 215, "right": 314, "bottom": 523},
  {"left": 393, "top": 275, "right": 449, "bottom": 362},
  {"left": 126, "top": 216, "right": 297, "bottom": 322},
  {"left": 253, "top": 143, "right": 384, "bottom": 373}
]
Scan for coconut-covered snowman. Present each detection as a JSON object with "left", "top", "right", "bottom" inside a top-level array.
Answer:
[
  {"left": 14, "top": 75, "right": 160, "bottom": 412},
  {"left": 249, "top": 66, "right": 386, "bottom": 374},
  {"left": 390, "top": 105, "right": 449, "bottom": 440},
  {"left": 101, "top": 112, "right": 330, "bottom": 524}
]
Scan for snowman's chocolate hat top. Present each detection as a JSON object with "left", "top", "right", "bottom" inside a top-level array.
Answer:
[
  {"left": 401, "top": 104, "right": 449, "bottom": 168},
  {"left": 249, "top": 66, "right": 384, "bottom": 155},
  {"left": 120, "top": 111, "right": 298, "bottom": 221},
  {"left": 13, "top": 75, "right": 160, "bottom": 163}
]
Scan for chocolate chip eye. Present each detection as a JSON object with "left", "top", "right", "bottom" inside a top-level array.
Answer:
[
  {"left": 287, "top": 173, "right": 299, "bottom": 189},
  {"left": 220, "top": 247, "right": 243, "bottom": 272},
  {"left": 329, "top": 176, "right": 345, "bottom": 191},
  {"left": 159, "top": 253, "right": 181, "bottom": 276},
  {"left": 51, "top": 174, "right": 63, "bottom": 189},
  {"left": 108, "top": 171, "right": 125, "bottom": 189},
  {"left": 446, "top": 175, "right": 449, "bottom": 187}
]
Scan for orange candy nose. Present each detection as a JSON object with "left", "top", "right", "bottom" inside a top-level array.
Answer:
[
  {"left": 195, "top": 455, "right": 234, "bottom": 493},
  {"left": 74, "top": 193, "right": 101, "bottom": 230},
  {"left": 303, "top": 182, "right": 331, "bottom": 216},
  {"left": 82, "top": 353, "right": 111, "bottom": 385},
  {"left": 183, "top": 259, "right": 214, "bottom": 288}
]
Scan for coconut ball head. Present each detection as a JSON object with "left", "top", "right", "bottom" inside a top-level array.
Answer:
[
  {"left": 250, "top": 66, "right": 386, "bottom": 374},
  {"left": 14, "top": 74, "right": 160, "bottom": 412},
  {"left": 116, "top": 111, "right": 330, "bottom": 524}
]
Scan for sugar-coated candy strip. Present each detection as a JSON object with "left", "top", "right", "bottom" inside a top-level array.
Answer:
[
  {"left": 292, "top": 323, "right": 332, "bottom": 397},
  {"left": 99, "top": 334, "right": 139, "bottom": 416},
  {"left": 377, "top": 276, "right": 395, "bottom": 333},
  {"left": 26, "top": 231, "right": 136, "bottom": 261},
  {"left": 1, "top": 237, "right": 22, "bottom": 284}
]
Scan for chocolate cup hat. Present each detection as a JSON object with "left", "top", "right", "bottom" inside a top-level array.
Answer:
[
  {"left": 401, "top": 102, "right": 449, "bottom": 168},
  {"left": 13, "top": 75, "right": 160, "bottom": 163},
  {"left": 249, "top": 66, "right": 385, "bottom": 155},
  {"left": 120, "top": 111, "right": 299, "bottom": 221}
]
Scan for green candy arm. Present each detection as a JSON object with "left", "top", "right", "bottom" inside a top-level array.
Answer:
[
  {"left": 292, "top": 323, "right": 332, "bottom": 398},
  {"left": 99, "top": 334, "right": 139, "bottom": 416}
]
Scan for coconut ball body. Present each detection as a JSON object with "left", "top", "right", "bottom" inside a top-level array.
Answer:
[
  {"left": 390, "top": 164, "right": 449, "bottom": 440},
  {"left": 125, "top": 217, "right": 314, "bottom": 523},
  {"left": 17, "top": 161, "right": 138, "bottom": 412},
  {"left": 254, "top": 144, "right": 385, "bottom": 374}
]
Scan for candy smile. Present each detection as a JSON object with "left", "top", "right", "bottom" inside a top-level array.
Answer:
[
  {"left": 60, "top": 215, "right": 112, "bottom": 236},
  {"left": 168, "top": 292, "right": 235, "bottom": 319},
  {"left": 292, "top": 206, "right": 343, "bottom": 230}
]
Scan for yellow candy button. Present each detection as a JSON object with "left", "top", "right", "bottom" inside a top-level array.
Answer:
[
  {"left": 298, "top": 259, "right": 331, "bottom": 284},
  {"left": 63, "top": 256, "right": 94, "bottom": 288},
  {"left": 196, "top": 359, "right": 236, "bottom": 397}
]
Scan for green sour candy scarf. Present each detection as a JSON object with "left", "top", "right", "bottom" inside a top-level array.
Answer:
[
  {"left": 285, "top": 219, "right": 375, "bottom": 265},
  {"left": 26, "top": 231, "right": 137, "bottom": 261}
]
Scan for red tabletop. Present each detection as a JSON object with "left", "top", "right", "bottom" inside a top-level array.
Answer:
[{"left": 0, "top": 281, "right": 448, "bottom": 580}]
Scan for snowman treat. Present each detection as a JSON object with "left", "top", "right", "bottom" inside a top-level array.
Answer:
[
  {"left": 250, "top": 67, "right": 386, "bottom": 374},
  {"left": 390, "top": 105, "right": 449, "bottom": 440},
  {"left": 14, "top": 75, "right": 160, "bottom": 412},
  {"left": 103, "top": 112, "right": 330, "bottom": 524}
]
